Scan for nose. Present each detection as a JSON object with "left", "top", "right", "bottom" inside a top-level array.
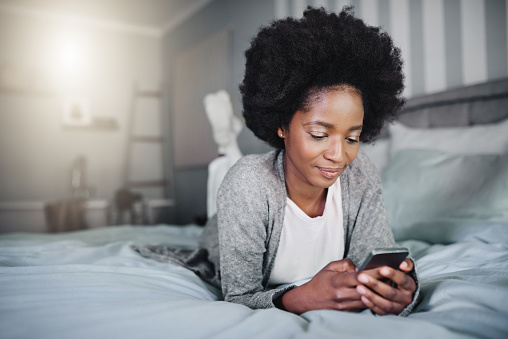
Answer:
[{"left": 323, "top": 138, "right": 346, "bottom": 164}]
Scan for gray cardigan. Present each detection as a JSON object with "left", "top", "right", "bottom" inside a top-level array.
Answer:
[{"left": 134, "top": 149, "right": 420, "bottom": 316}]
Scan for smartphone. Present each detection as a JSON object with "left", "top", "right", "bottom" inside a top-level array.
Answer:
[{"left": 359, "top": 247, "right": 409, "bottom": 271}]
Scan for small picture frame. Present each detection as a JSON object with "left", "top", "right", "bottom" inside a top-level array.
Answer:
[{"left": 62, "top": 97, "right": 91, "bottom": 126}]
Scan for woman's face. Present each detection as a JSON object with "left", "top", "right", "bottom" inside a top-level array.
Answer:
[{"left": 278, "top": 87, "right": 364, "bottom": 194}]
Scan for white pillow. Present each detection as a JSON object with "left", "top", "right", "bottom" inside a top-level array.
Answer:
[{"left": 388, "top": 118, "right": 508, "bottom": 157}]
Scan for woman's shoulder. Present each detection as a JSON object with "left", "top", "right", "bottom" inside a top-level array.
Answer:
[
  {"left": 221, "top": 150, "right": 284, "bottom": 190},
  {"left": 344, "top": 149, "right": 382, "bottom": 189},
  {"left": 229, "top": 150, "right": 282, "bottom": 178},
  {"left": 234, "top": 149, "right": 278, "bottom": 168}
]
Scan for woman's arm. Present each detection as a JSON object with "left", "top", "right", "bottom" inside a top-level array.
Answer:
[
  {"left": 276, "top": 259, "right": 366, "bottom": 314},
  {"left": 216, "top": 157, "right": 294, "bottom": 309},
  {"left": 343, "top": 152, "right": 420, "bottom": 316},
  {"left": 347, "top": 203, "right": 419, "bottom": 316},
  {"left": 341, "top": 152, "right": 420, "bottom": 316}
]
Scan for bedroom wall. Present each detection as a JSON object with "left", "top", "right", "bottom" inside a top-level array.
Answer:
[
  {"left": 1, "top": 0, "right": 505, "bottom": 229},
  {"left": 0, "top": 9, "right": 162, "bottom": 231},
  {"left": 162, "top": 0, "right": 276, "bottom": 224},
  {"left": 166, "top": 0, "right": 507, "bottom": 225},
  {"left": 275, "top": 0, "right": 508, "bottom": 98}
]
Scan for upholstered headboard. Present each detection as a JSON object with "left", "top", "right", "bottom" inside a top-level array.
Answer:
[
  {"left": 364, "top": 78, "right": 508, "bottom": 172},
  {"left": 396, "top": 77, "right": 508, "bottom": 129}
]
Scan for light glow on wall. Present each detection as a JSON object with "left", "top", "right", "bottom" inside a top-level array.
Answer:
[
  {"left": 47, "top": 30, "right": 91, "bottom": 91},
  {"left": 59, "top": 41, "right": 81, "bottom": 74}
]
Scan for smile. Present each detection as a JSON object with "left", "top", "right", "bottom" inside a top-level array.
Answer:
[{"left": 317, "top": 167, "right": 342, "bottom": 179}]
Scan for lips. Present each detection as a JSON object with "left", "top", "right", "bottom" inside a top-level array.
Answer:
[{"left": 317, "top": 167, "right": 342, "bottom": 179}]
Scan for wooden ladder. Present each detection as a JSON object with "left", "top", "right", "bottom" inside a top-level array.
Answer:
[{"left": 117, "top": 84, "right": 173, "bottom": 224}]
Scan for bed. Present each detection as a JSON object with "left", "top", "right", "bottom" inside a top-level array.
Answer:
[{"left": 1, "top": 78, "right": 508, "bottom": 339}]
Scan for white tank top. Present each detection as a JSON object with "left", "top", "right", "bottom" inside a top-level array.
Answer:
[{"left": 268, "top": 179, "right": 345, "bottom": 286}]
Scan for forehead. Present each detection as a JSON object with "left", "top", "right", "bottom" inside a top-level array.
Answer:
[
  {"left": 304, "top": 85, "right": 362, "bottom": 109},
  {"left": 294, "top": 88, "right": 364, "bottom": 126}
]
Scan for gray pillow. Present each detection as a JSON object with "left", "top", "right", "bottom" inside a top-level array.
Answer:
[{"left": 382, "top": 150, "right": 508, "bottom": 242}]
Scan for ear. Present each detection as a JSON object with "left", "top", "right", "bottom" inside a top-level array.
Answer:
[{"left": 277, "top": 127, "right": 286, "bottom": 138}]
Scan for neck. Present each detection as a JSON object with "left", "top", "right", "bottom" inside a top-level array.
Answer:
[{"left": 283, "top": 155, "right": 327, "bottom": 218}]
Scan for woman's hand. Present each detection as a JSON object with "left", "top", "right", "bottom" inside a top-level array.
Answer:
[
  {"left": 278, "top": 259, "right": 366, "bottom": 314},
  {"left": 355, "top": 259, "right": 416, "bottom": 315}
]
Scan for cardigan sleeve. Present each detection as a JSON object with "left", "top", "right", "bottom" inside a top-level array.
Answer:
[
  {"left": 344, "top": 151, "right": 421, "bottom": 316},
  {"left": 216, "top": 157, "right": 295, "bottom": 309}
]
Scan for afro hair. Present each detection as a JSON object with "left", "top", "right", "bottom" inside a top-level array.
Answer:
[{"left": 239, "top": 6, "right": 405, "bottom": 149}]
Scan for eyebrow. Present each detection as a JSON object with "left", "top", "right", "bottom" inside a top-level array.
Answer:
[
  {"left": 348, "top": 124, "right": 363, "bottom": 132},
  {"left": 304, "top": 120, "right": 363, "bottom": 132}
]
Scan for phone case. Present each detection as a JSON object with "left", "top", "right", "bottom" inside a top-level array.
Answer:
[{"left": 359, "top": 247, "right": 409, "bottom": 271}]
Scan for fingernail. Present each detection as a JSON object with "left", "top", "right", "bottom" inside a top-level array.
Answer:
[
  {"left": 357, "top": 286, "right": 366, "bottom": 294},
  {"left": 358, "top": 274, "right": 369, "bottom": 284},
  {"left": 381, "top": 268, "right": 390, "bottom": 275},
  {"left": 401, "top": 261, "right": 408, "bottom": 269}
]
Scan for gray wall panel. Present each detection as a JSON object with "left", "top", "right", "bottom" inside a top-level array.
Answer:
[
  {"left": 444, "top": 0, "right": 463, "bottom": 89},
  {"left": 409, "top": 0, "right": 426, "bottom": 96},
  {"left": 486, "top": 0, "right": 508, "bottom": 79}
]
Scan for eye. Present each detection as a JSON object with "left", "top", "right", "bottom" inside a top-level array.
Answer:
[
  {"left": 310, "top": 134, "right": 326, "bottom": 140},
  {"left": 346, "top": 137, "right": 359, "bottom": 144}
]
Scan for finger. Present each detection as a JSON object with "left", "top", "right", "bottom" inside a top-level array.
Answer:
[
  {"left": 360, "top": 267, "right": 387, "bottom": 280},
  {"left": 359, "top": 293, "right": 401, "bottom": 316},
  {"left": 331, "top": 271, "right": 361, "bottom": 288},
  {"left": 357, "top": 273, "right": 405, "bottom": 304},
  {"left": 358, "top": 270, "right": 415, "bottom": 311},
  {"left": 325, "top": 259, "right": 357, "bottom": 273},
  {"left": 361, "top": 267, "right": 414, "bottom": 293},
  {"left": 338, "top": 258, "right": 357, "bottom": 273},
  {"left": 331, "top": 284, "right": 363, "bottom": 302},
  {"left": 356, "top": 283, "right": 408, "bottom": 315},
  {"left": 399, "top": 259, "right": 413, "bottom": 272},
  {"left": 378, "top": 267, "right": 416, "bottom": 292},
  {"left": 330, "top": 299, "right": 367, "bottom": 312}
]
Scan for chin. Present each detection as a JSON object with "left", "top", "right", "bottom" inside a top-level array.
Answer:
[{"left": 314, "top": 176, "right": 339, "bottom": 189}]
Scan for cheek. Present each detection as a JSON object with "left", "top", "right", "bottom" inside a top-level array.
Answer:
[
  {"left": 287, "top": 133, "right": 320, "bottom": 158},
  {"left": 299, "top": 139, "right": 326, "bottom": 160},
  {"left": 345, "top": 146, "right": 359, "bottom": 163}
]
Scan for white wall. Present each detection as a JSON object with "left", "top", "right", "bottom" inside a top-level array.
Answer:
[{"left": 0, "top": 9, "right": 162, "bottom": 231}]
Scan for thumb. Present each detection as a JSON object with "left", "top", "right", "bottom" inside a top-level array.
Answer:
[
  {"left": 399, "top": 259, "right": 414, "bottom": 272},
  {"left": 325, "top": 259, "right": 357, "bottom": 273}
]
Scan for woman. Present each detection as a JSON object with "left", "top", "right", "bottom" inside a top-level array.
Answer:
[{"left": 136, "top": 6, "right": 419, "bottom": 316}]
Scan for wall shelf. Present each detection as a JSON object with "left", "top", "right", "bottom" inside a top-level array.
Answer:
[
  {"left": 62, "top": 117, "right": 119, "bottom": 131},
  {"left": 0, "top": 86, "right": 56, "bottom": 97}
]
